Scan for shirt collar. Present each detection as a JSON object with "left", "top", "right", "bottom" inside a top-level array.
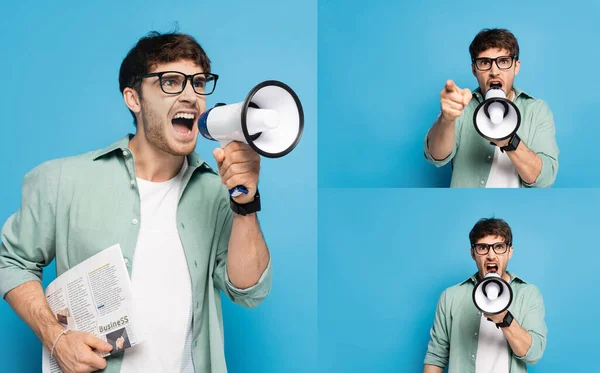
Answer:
[
  {"left": 92, "top": 134, "right": 207, "bottom": 169},
  {"left": 472, "top": 85, "right": 533, "bottom": 103},
  {"left": 461, "top": 270, "right": 525, "bottom": 285}
]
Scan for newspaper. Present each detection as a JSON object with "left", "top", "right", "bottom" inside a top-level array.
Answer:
[{"left": 42, "top": 244, "right": 142, "bottom": 372}]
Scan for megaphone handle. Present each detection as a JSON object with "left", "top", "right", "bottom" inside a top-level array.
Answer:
[{"left": 218, "top": 140, "right": 249, "bottom": 197}]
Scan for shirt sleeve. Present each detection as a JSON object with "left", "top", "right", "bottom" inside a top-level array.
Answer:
[
  {"left": 0, "top": 161, "right": 60, "bottom": 299},
  {"left": 424, "top": 289, "right": 450, "bottom": 368},
  {"left": 515, "top": 285, "right": 547, "bottom": 364},
  {"left": 212, "top": 194, "right": 272, "bottom": 308},
  {"left": 522, "top": 100, "right": 559, "bottom": 188},
  {"left": 424, "top": 113, "right": 463, "bottom": 167}
]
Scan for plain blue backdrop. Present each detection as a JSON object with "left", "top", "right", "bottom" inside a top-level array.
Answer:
[
  {"left": 0, "top": 0, "right": 316, "bottom": 372},
  {"left": 318, "top": 188, "right": 598, "bottom": 372},
  {"left": 318, "top": 0, "right": 600, "bottom": 187}
]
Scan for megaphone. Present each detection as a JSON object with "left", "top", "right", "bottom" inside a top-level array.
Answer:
[
  {"left": 472, "top": 272, "right": 513, "bottom": 315},
  {"left": 198, "top": 80, "right": 304, "bottom": 197},
  {"left": 473, "top": 84, "right": 520, "bottom": 142}
]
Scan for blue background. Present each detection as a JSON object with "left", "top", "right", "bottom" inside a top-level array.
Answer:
[
  {"left": 318, "top": 188, "right": 598, "bottom": 372},
  {"left": 318, "top": 0, "right": 600, "bottom": 187},
  {"left": 0, "top": 0, "right": 316, "bottom": 372}
]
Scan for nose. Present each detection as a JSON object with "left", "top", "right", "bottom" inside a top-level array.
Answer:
[{"left": 178, "top": 77, "right": 198, "bottom": 104}]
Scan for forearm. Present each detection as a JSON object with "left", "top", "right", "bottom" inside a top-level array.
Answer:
[
  {"left": 502, "top": 319, "right": 533, "bottom": 358},
  {"left": 226, "top": 213, "right": 270, "bottom": 289},
  {"left": 5, "top": 280, "right": 64, "bottom": 350},
  {"left": 423, "top": 364, "right": 444, "bottom": 373},
  {"left": 427, "top": 116, "right": 456, "bottom": 161},
  {"left": 506, "top": 141, "right": 542, "bottom": 185}
]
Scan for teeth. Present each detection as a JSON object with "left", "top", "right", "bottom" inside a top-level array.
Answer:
[{"left": 174, "top": 112, "right": 195, "bottom": 120}]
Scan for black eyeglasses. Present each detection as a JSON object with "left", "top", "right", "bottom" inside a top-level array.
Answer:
[
  {"left": 472, "top": 56, "right": 518, "bottom": 71},
  {"left": 133, "top": 71, "right": 219, "bottom": 95},
  {"left": 471, "top": 242, "right": 511, "bottom": 255}
]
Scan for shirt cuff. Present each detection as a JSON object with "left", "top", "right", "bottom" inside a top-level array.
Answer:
[
  {"left": 424, "top": 131, "right": 455, "bottom": 167},
  {"left": 224, "top": 257, "right": 272, "bottom": 306}
]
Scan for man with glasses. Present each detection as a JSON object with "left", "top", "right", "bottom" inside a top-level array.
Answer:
[
  {"left": 424, "top": 28, "right": 559, "bottom": 188},
  {"left": 0, "top": 31, "right": 271, "bottom": 373},
  {"left": 423, "top": 218, "right": 547, "bottom": 373}
]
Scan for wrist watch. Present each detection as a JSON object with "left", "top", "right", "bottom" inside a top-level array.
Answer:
[
  {"left": 230, "top": 188, "right": 261, "bottom": 216},
  {"left": 500, "top": 133, "right": 521, "bottom": 152},
  {"left": 495, "top": 310, "right": 514, "bottom": 329}
]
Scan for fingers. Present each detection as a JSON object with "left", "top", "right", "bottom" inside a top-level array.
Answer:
[
  {"left": 462, "top": 88, "right": 473, "bottom": 106},
  {"left": 218, "top": 148, "right": 260, "bottom": 178},
  {"left": 224, "top": 172, "right": 256, "bottom": 191},
  {"left": 444, "top": 80, "right": 458, "bottom": 93},
  {"left": 441, "top": 80, "right": 472, "bottom": 121},
  {"left": 84, "top": 334, "right": 113, "bottom": 353},
  {"left": 220, "top": 160, "right": 260, "bottom": 184}
]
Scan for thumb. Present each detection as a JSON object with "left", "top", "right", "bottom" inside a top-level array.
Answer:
[
  {"left": 462, "top": 88, "right": 473, "bottom": 106},
  {"left": 85, "top": 334, "right": 113, "bottom": 353},
  {"left": 212, "top": 148, "right": 225, "bottom": 164}
]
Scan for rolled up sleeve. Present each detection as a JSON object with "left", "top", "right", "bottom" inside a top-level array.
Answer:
[
  {"left": 515, "top": 285, "right": 547, "bottom": 365},
  {"left": 212, "top": 200, "right": 272, "bottom": 308},
  {"left": 0, "top": 161, "right": 60, "bottom": 299},
  {"left": 522, "top": 100, "right": 559, "bottom": 188},
  {"left": 424, "top": 114, "right": 462, "bottom": 168},
  {"left": 424, "top": 290, "right": 450, "bottom": 368}
]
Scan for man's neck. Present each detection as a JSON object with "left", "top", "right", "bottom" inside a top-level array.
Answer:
[{"left": 129, "top": 134, "right": 185, "bottom": 182}]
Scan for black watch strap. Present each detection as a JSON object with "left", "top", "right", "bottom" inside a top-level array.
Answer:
[
  {"left": 500, "top": 133, "right": 521, "bottom": 153},
  {"left": 230, "top": 189, "right": 261, "bottom": 216},
  {"left": 496, "top": 310, "right": 514, "bottom": 329}
]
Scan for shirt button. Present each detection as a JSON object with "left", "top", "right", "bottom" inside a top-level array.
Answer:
[
  {"left": 474, "top": 332, "right": 478, "bottom": 336},
  {"left": 124, "top": 258, "right": 130, "bottom": 265},
  {"left": 122, "top": 150, "right": 129, "bottom": 156},
  {"left": 480, "top": 180, "right": 485, "bottom": 185},
  {"left": 487, "top": 155, "right": 492, "bottom": 160},
  {"left": 132, "top": 218, "right": 138, "bottom": 225},
  {"left": 130, "top": 180, "right": 135, "bottom": 186},
  {"left": 472, "top": 354, "right": 475, "bottom": 359}
]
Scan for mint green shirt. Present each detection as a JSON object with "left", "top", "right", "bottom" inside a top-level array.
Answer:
[
  {"left": 0, "top": 135, "right": 272, "bottom": 373},
  {"left": 424, "top": 86, "right": 559, "bottom": 188},
  {"left": 424, "top": 272, "right": 547, "bottom": 373}
]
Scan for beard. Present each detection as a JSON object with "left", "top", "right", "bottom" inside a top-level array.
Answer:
[{"left": 139, "top": 102, "right": 195, "bottom": 156}]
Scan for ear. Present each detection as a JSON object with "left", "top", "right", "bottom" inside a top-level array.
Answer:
[
  {"left": 508, "top": 245, "right": 514, "bottom": 260},
  {"left": 514, "top": 59, "right": 521, "bottom": 76},
  {"left": 471, "top": 248, "right": 476, "bottom": 261},
  {"left": 123, "top": 87, "right": 142, "bottom": 115},
  {"left": 471, "top": 63, "right": 477, "bottom": 77}
]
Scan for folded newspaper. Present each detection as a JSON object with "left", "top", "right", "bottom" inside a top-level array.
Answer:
[{"left": 42, "top": 244, "right": 143, "bottom": 372}]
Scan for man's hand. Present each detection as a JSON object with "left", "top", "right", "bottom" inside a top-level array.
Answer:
[
  {"left": 53, "top": 330, "right": 113, "bottom": 373},
  {"left": 484, "top": 310, "right": 508, "bottom": 324},
  {"left": 213, "top": 141, "right": 261, "bottom": 205},
  {"left": 440, "top": 80, "right": 472, "bottom": 122}
]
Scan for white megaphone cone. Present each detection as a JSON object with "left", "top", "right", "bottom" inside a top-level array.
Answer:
[
  {"left": 472, "top": 272, "right": 513, "bottom": 315},
  {"left": 198, "top": 80, "right": 304, "bottom": 197},
  {"left": 473, "top": 84, "right": 521, "bottom": 142}
]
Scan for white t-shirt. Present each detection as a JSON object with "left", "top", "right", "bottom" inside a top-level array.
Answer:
[
  {"left": 475, "top": 274, "right": 511, "bottom": 373},
  {"left": 120, "top": 159, "right": 194, "bottom": 373},
  {"left": 486, "top": 146, "right": 520, "bottom": 188}
]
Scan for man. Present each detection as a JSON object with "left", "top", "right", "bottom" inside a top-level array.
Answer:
[
  {"left": 424, "top": 28, "right": 559, "bottom": 188},
  {"left": 423, "top": 218, "right": 547, "bottom": 373},
  {"left": 0, "top": 31, "right": 271, "bottom": 373}
]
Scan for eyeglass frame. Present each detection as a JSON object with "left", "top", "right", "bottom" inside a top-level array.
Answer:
[
  {"left": 131, "top": 71, "right": 219, "bottom": 95},
  {"left": 470, "top": 241, "right": 512, "bottom": 255},
  {"left": 471, "top": 55, "right": 519, "bottom": 71}
]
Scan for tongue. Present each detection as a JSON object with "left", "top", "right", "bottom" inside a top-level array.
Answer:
[{"left": 173, "top": 123, "right": 190, "bottom": 135}]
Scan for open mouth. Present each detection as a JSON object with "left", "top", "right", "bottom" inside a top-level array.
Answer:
[
  {"left": 488, "top": 80, "right": 502, "bottom": 89},
  {"left": 172, "top": 112, "right": 196, "bottom": 135},
  {"left": 486, "top": 263, "right": 499, "bottom": 273}
]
